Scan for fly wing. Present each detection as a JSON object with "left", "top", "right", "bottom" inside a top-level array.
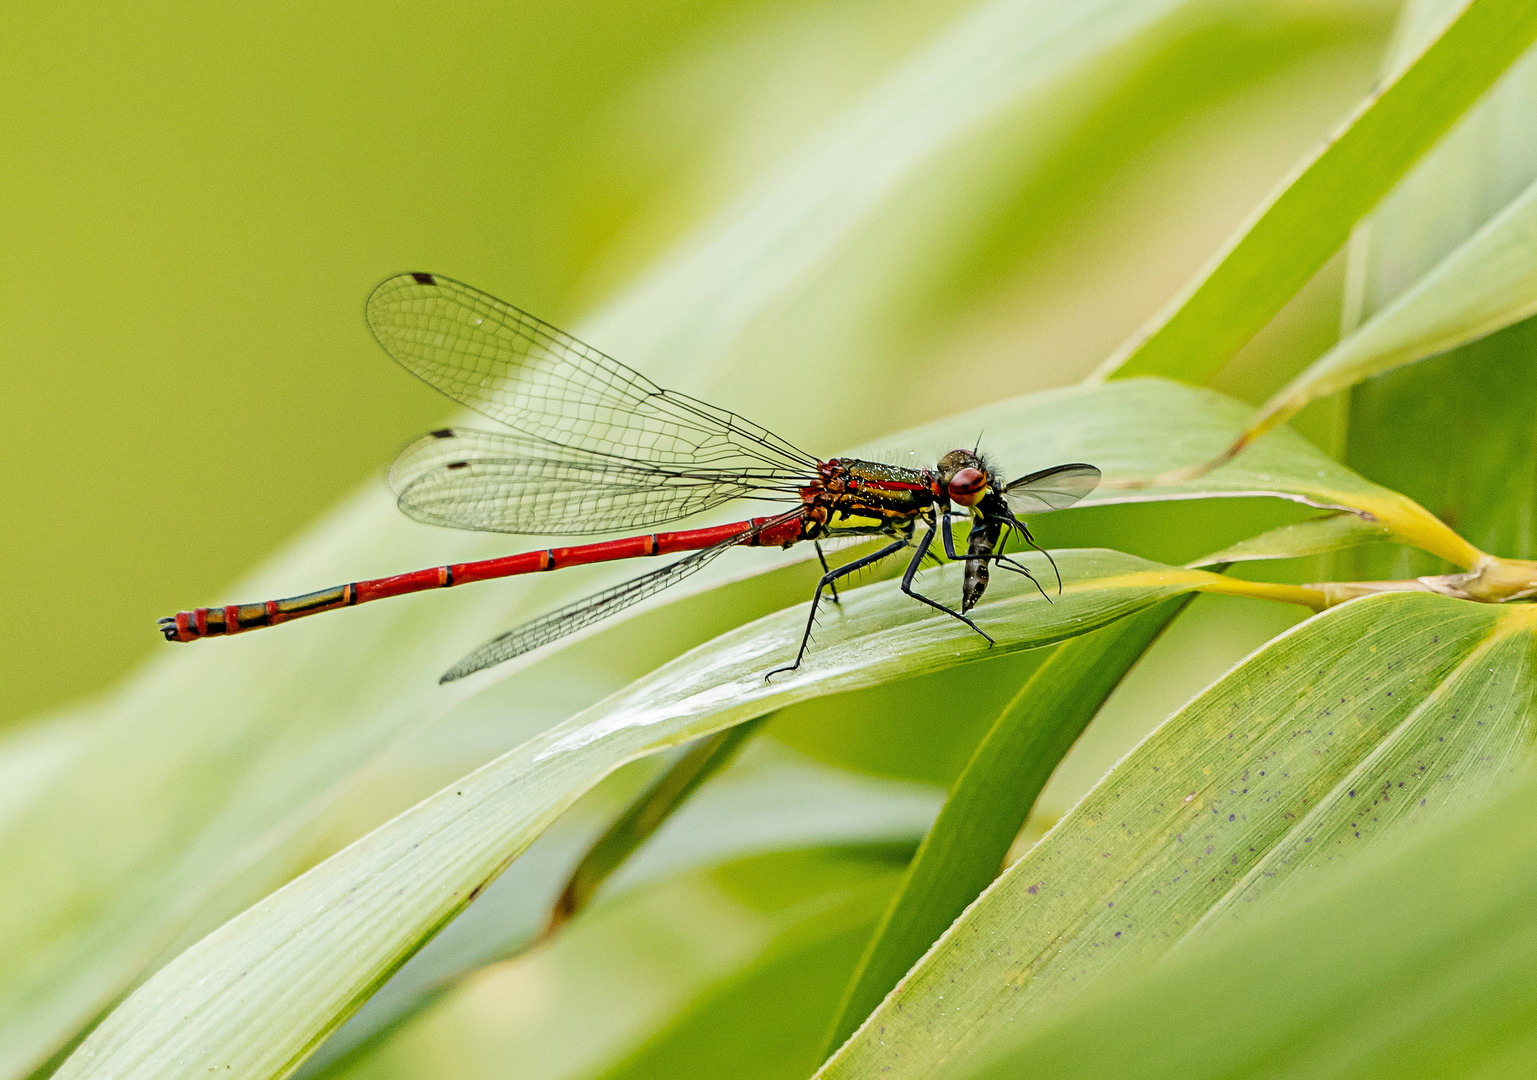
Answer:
[
  {"left": 390, "top": 428, "right": 803, "bottom": 535},
  {"left": 1003, "top": 463, "right": 1101, "bottom": 514},
  {"left": 368, "top": 273, "right": 817, "bottom": 473},
  {"left": 440, "top": 535, "right": 741, "bottom": 682}
]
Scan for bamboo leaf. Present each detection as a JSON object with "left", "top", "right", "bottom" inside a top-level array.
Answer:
[
  {"left": 1337, "top": 7, "right": 1537, "bottom": 579},
  {"left": 1345, "top": 323, "right": 1537, "bottom": 584},
  {"left": 818, "top": 594, "right": 1537, "bottom": 1079},
  {"left": 592, "top": 848, "right": 914, "bottom": 1080},
  {"left": 1186, "top": 513, "right": 1392, "bottom": 567},
  {"left": 1220, "top": 170, "right": 1537, "bottom": 460},
  {"left": 319, "top": 847, "right": 910, "bottom": 1080},
  {"left": 49, "top": 550, "right": 1286, "bottom": 1080},
  {"left": 1094, "top": 0, "right": 1537, "bottom": 385},
  {"left": 548, "top": 718, "right": 768, "bottom": 933},
  {"left": 2, "top": 373, "right": 1402, "bottom": 1080},
  {"left": 916, "top": 377, "right": 1478, "bottom": 568},
  {"left": 821, "top": 595, "right": 1195, "bottom": 1057},
  {"left": 20, "top": 373, "right": 1403, "bottom": 1080},
  {"left": 1343, "top": 1, "right": 1537, "bottom": 331},
  {"left": 947, "top": 761, "right": 1537, "bottom": 1080},
  {"left": 298, "top": 741, "right": 942, "bottom": 1078}
]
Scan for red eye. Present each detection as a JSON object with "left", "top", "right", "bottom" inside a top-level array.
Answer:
[{"left": 947, "top": 467, "right": 986, "bottom": 505}]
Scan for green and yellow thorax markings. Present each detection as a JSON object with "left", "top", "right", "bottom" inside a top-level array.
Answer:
[{"left": 799, "top": 455, "right": 999, "bottom": 540}]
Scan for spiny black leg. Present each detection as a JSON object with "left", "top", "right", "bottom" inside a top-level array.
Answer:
[
  {"left": 815, "top": 541, "right": 840, "bottom": 605},
  {"left": 940, "top": 512, "right": 961, "bottom": 560},
  {"left": 932, "top": 512, "right": 968, "bottom": 573},
  {"left": 901, "top": 521, "right": 994, "bottom": 645},
  {"left": 767, "top": 538, "right": 909, "bottom": 680}
]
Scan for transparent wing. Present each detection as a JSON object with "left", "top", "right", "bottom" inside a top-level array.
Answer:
[
  {"left": 1004, "top": 462, "right": 1101, "bottom": 514},
  {"left": 368, "top": 273, "right": 817, "bottom": 473},
  {"left": 440, "top": 536, "right": 741, "bottom": 682},
  {"left": 390, "top": 428, "right": 807, "bottom": 535}
]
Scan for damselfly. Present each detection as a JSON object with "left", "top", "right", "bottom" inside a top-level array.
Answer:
[{"left": 161, "top": 274, "right": 1100, "bottom": 682}]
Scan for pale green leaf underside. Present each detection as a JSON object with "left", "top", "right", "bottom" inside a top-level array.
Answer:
[
  {"left": 293, "top": 739, "right": 942, "bottom": 1078},
  {"left": 52, "top": 550, "right": 1217, "bottom": 1080},
  {"left": 1187, "top": 513, "right": 1393, "bottom": 566},
  {"left": 899, "top": 377, "right": 1413, "bottom": 521},
  {"left": 819, "top": 595, "right": 1537, "bottom": 1079},
  {"left": 1096, "top": 0, "right": 1537, "bottom": 385},
  {"left": 29, "top": 371, "right": 1394, "bottom": 1080},
  {"left": 2, "top": 382, "right": 1387, "bottom": 1080},
  {"left": 1241, "top": 168, "right": 1537, "bottom": 446},
  {"left": 822, "top": 598, "right": 1192, "bottom": 1056},
  {"left": 352, "top": 846, "right": 907, "bottom": 1080},
  {"left": 1343, "top": 2, "right": 1537, "bottom": 334}
]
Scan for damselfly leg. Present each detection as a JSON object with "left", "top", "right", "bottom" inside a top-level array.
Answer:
[
  {"left": 814, "top": 541, "right": 841, "bottom": 605},
  {"left": 939, "top": 511, "right": 1055, "bottom": 602},
  {"left": 765, "top": 538, "right": 909, "bottom": 680},
  {"left": 900, "top": 519, "right": 994, "bottom": 645}
]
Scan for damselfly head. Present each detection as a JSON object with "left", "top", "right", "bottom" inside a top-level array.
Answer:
[{"left": 936, "top": 448, "right": 999, "bottom": 508}]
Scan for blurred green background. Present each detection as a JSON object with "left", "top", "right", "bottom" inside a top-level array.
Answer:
[{"left": 0, "top": 0, "right": 1396, "bottom": 730}]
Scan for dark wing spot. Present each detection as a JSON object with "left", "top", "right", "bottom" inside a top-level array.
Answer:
[
  {"left": 412, "top": 272, "right": 437, "bottom": 285},
  {"left": 430, "top": 428, "right": 455, "bottom": 439},
  {"left": 447, "top": 461, "right": 469, "bottom": 470}
]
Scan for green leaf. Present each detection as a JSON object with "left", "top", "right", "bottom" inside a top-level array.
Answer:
[
  {"left": 30, "top": 373, "right": 1398, "bottom": 1080},
  {"left": 1335, "top": 11, "right": 1537, "bottom": 579},
  {"left": 896, "top": 379, "right": 1385, "bottom": 512},
  {"left": 1226, "top": 170, "right": 1537, "bottom": 455},
  {"left": 594, "top": 849, "right": 911, "bottom": 1080},
  {"left": 320, "top": 847, "right": 910, "bottom": 1080},
  {"left": 1186, "top": 512, "right": 1392, "bottom": 567},
  {"left": 1344, "top": 322, "right": 1537, "bottom": 582},
  {"left": 549, "top": 717, "right": 768, "bottom": 931},
  {"left": 298, "top": 740, "right": 942, "bottom": 1077},
  {"left": 0, "top": 373, "right": 1375, "bottom": 1080},
  {"left": 767, "top": 646, "right": 1057, "bottom": 789},
  {"left": 29, "top": 373, "right": 1407, "bottom": 1080},
  {"left": 821, "top": 595, "right": 1195, "bottom": 1057},
  {"left": 1342, "top": 3, "right": 1537, "bottom": 332},
  {"left": 47, "top": 550, "right": 1263, "bottom": 1080},
  {"left": 818, "top": 595, "right": 1537, "bottom": 1079},
  {"left": 1095, "top": 0, "right": 1537, "bottom": 385},
  {"left": 910, "top": 377, "right": 1477, "bottom": 567},
  {"left": 947, "top": 761, "right": 1537, "bottom": 1080}
]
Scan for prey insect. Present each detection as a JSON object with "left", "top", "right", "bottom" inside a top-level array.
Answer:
[{"left": 160, "top": 273, "right": 1100, "bottom": 682}]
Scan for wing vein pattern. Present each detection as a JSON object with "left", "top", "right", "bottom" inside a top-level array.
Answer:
[
  {"left": 390, "top": 427, "right": 802, "bottom": 535},
  {"left": 367, "top": 273, "right": 819, "bottom": 480},
  {"left": 1005, "top": 462, "right": 1101, "bottom": 514}
]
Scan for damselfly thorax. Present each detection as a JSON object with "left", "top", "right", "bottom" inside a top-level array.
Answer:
[{"left": 161, "top": 273, "right": 1100, "bottom": 682}]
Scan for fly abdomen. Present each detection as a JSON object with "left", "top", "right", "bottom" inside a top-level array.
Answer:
[{"left": 961, "top": 519, "right": 1002, "bottom": 613}]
